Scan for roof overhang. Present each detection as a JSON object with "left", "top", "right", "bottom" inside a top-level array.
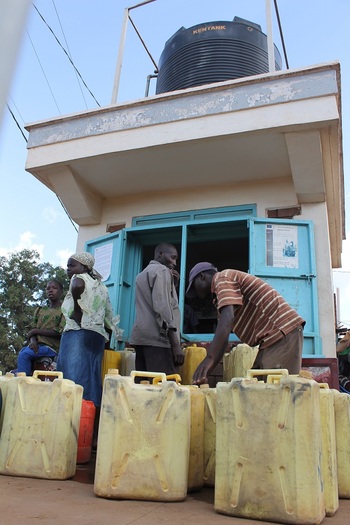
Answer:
[{"left": 25, "top": 62, "right": 344, "bottom": 267}]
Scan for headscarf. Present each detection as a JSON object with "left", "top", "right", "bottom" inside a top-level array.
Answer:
[{"left": 70, "top": 252, "right": 102, "bottom": 280}]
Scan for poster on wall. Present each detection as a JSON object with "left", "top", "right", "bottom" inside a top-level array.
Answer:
[
  {"left": 94, "top": 243, "right": 113, "bottom": 281},
  {"left": 266, "top": 224, "right": 298, "bottom": 268}
]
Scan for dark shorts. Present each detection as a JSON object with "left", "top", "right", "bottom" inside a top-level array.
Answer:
[
  {"left": 134, "top": 345, "right": 178, "bottom": 377},
  {"left": 252, "top": 325, "right": 304, "bottom": 375}
]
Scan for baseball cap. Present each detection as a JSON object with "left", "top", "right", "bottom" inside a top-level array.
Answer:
[{"left": 186, "top": 262, "right": 218, "bottom": 298}]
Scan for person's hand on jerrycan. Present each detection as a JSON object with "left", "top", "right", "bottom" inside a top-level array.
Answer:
[{"left": 192, "top": 355, "right": 213, "bottom": 385}]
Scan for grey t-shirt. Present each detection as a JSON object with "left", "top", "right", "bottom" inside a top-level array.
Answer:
[{"left": 129, "top": 260, "right": 181, "bottom": 348}]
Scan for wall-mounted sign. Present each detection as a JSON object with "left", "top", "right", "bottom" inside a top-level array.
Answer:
[
  {"left": 94, "top": 243, "right": 113, "bottom": 281},
  {"left": 266, "top": 224, "right": 298, "bottom": 269}
]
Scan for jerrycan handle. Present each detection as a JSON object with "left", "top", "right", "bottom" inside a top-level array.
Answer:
[
  {"left": 246, "top": 369, "right": 289, "bottom": 382},
  {"left": 298, "top": 369, "right": 313, "bottom": 380},
  {"left": 153, "top": 373, "right": 182, "bottom": 385},
  {"left": 318, "top": 383, "right": 330, "bottom": 390},
  {"left": 130, "top": 370, "right": 167, "bottom": 383},
  {"left": 32, "top": 370, "right": 63, "bottom": 380},
  {"left": 266, "top": 374, "right": 288, "bottom": 384}
]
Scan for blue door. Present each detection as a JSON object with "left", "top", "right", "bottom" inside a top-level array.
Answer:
[
  {"left": 248, "top": 218, "right": 321, "bottom": 356},
  {"left": 85, "top": 229, "right": 160, "bottom": 348},
  {"left": 85, "top": 231, "right": 126, "bottom": 348}
]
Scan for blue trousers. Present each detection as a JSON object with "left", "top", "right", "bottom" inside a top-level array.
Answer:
[{"left": 17, "top": 344, "right": 57, "bottom": 376}]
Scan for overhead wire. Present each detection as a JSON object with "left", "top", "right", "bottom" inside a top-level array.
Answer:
[
  {"left": 8, "top": 1, "right": 289, "bottom": 237},
  {"left": 51, "top": 0, "right": 89, "bottom": 110},
  {"left": 32, "top": 2, "right": 101, "bottom": 107},
  {"left": 10, "top": 2, "right": 91, "bottom": 233},
  {"left": 6, "top": 104, "right": 28, "bottom": 143},
  {"left": 56, "top": 196, "right": 79, "bottom": 233},
  {"left": 26, "top": 27, "right": 61, "bottom": 114},
  {"left": 6, "top": 101, "right": 78, "bottom": 233},
  {"left": 8, "top": 95, "right": 26, "bottom": 125}
]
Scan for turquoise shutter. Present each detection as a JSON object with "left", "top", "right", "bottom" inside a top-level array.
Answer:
[
  {"left": 248, "top": 218, "right": 321, "bottom": 356},
  {"left": 85, "top": 231, "right": 125, "bottom": 348}
]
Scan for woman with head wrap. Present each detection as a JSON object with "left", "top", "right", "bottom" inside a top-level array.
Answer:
[{"left": 57, "top": 252, "right": 117, "bottom": 444}]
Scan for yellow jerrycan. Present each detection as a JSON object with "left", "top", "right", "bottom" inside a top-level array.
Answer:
[
  {"left": 101, "top": 349, "right": 121, "bottom": 382},
  {"left": 334, "top": 388, "right": 350, "bottom": 498},
  {"left": 94, "top": 370, "right": 191, "bottom": 501},
  {"left": 179, "top": 343, "right": 207, "bottom": 385},
  {"left": 186, "top": 385, "right": 205, "bottom": 492},
  {"left": 215, "top": 369, "right": 325, "bottom": 525},
  {"left": 223, "top": 343, "right": 259, "bottom": 381},
  {"left": 318, "top": 383, "right": 338, "bottom": 516},
  {"left": 200, "top": 383, "right": 217, "bottom": 487},
  {"left": 0, "top": 372, "right": 15, "bottom": 433},
  {"left": 162, "top": 374, "right": 204, "bottom": 493},
  {"left": 0, "top": 371, "right": 83, "bottom": 480}
]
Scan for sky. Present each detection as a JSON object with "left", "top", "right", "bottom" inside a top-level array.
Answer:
[{"left": 1, "top": 0, "right": 350, "bottom": 323}]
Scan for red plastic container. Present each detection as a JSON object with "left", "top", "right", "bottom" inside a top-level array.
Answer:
[{"left": 77, "top": 400, "right": 96, "bottom": 464}]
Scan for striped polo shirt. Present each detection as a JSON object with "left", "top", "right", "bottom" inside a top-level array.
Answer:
[{"left": 212, "top": 269, "right": 305, "bottom": 349}]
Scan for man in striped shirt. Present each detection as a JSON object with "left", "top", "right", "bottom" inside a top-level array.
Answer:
[{"left": 186, "top": 262, "right": 305, "bottom": 384}]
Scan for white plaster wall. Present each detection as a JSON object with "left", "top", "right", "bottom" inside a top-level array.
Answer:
[
  {"left": 299, "top": 202, "right": 336, "bottom": 357},
  {"left": 77, "top": 177, "right": 298, "bottom": 246}
]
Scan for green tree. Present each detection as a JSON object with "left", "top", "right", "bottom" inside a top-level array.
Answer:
[{"left": 0, "top": 249, "right": 69, "bottom": 374}]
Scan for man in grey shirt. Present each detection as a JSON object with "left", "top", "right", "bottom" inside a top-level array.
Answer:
[{"left": 130, "top": 243, "right": 184, "bottom": 374}]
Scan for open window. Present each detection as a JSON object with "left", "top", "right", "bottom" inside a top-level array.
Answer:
[{"left": 184, "top": 219, "right": 249, "bottom": 335}]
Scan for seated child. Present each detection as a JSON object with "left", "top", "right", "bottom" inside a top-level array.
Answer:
[{"left": 17, "top": 279, "right": 65, "bottom": 375}]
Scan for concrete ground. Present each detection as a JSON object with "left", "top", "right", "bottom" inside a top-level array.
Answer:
[{"left": 1, "top": 456, "right": 350, "bottom": 525}]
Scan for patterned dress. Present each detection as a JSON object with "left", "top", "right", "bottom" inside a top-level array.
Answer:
[{"left": 57, "top": 273, "right": 115, "bottom": 407}]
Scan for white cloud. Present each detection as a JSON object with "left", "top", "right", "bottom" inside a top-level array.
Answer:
[
  {"left": 0, "top": 231, "right": 44, "bottom": 258},
  {"left": 56, "top": 249, "right": 71, "bottom": 268},
  {"left": 0, "top": 232, "right": 75, "bottom": 269}
]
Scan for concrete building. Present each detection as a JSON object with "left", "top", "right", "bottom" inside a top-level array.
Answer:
[{"left": 25, "top": 60, "right": 344, "bottom": 359}]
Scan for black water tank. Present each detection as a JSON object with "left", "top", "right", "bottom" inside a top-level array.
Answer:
[{"left": 155, "top": 17, "right": 282, "bottom": 94}]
